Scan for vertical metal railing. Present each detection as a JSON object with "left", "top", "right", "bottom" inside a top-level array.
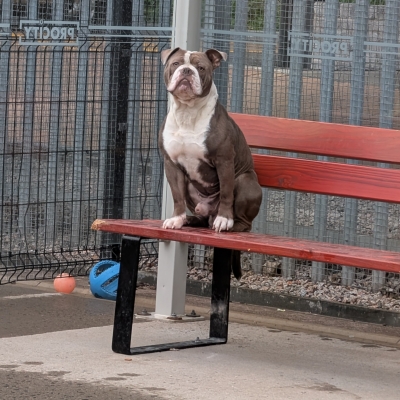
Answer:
[
  {"left": 70, "top": 0, "right": 90, "bottom": 247},
  {"left": 312, "top": 0, "right": 339, "bottom": 282},
  {"left": 230, "top": 0, "right": 248, "bottom": 113},
  {"left": 45, "top": 0, "right": 64, "bottom": 248},
  {"left": 0, "top": 0, "right": 12, "bottom": 234},
  {"left": 123, "top": 0, "right": 144, "bottom": 221},
  {"left": 341, "top": 0, "right": 369, "bottom": 287},
  {"left": 213, "top": 0, "right": 231, "bottom": 108},
  {"left": 251, "top": 0, "right": 278, "bottom": 274},
  {"left": 282, "top": 0, "right": 307, "bottom": 278}
]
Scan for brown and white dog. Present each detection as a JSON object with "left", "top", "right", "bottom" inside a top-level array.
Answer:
[{"left": 159, "top": 48, "right": 262, "bottom": 278}]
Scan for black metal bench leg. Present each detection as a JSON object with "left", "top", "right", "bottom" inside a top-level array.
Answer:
[
  {"left": 111, "top": 240, "right": 231, "bottom": 355},
  {"left": 210, "top": 247, "right": 232, "bottom": 342},
  {"left": 112, "top": 235, "right": 141, "bottom": 354}
]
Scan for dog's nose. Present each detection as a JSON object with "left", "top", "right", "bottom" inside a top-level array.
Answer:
[{"left": 182, "top": 67, "right": 192, "bottom": 76}]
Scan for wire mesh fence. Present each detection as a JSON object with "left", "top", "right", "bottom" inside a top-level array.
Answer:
[
  {"left": 0, "top": 0, "right": 170, "bottom": 283},
  {"left": 193, "top": 0, "right": 400, "bottom": 310},
  {"left": 1, "top": 0, "right": 400, "bottom": 312}
]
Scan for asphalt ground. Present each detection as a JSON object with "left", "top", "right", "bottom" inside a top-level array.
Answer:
[{"left": 1, "top": 279, "right": 400, "bottom": 399}]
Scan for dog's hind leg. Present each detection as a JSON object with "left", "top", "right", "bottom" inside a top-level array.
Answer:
[{"left": 232, "top": 171, "right": 262, "bottom": 232}]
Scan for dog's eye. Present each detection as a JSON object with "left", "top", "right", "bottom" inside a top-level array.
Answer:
[
  {"left": 173, "top": 62, "right": 179, "bottom": 66},
  {"left": 198, "top": 66, "right": 205, "bottom": 71}
]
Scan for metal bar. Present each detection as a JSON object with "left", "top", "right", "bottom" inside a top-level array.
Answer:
[
  {"left": 282, "top": 0, "right": 306, "bottom": 278},
  {"left": 112, "top": 235, "right": 141, "bottom": 354},
  {"left": 277, "top": 0, "right": 293, "bottom": 68},
  {"left": 0, "top": 0, "right": 12, "bottom": 235},
  {"left": 209, "top": 247, "right": 232, "bottom": 340},
  {"left": 123, "top": 0, "right": 144, "bottom": 221},
  {"left": 98, "top": 0, "right": 114, "bottom": 256},
  {"left": 45, "top": 0, "right": 64, "bottom": 249},
  {"left": 71, "top": 0, "right": 91, "bottom": 247},
  {"left": 129, "top": 338, "right": 226, "bottom": 355},
  {"left": 230, "top": 0, "right": 248, "bottom": 113},
  {"left": 103, "top": 0, "right": 133, "bottom": 250},
  {"left": 18, "top": 0, "right": 38, "bottom": 248},
  {"left": 342, "top": 0, "right": 369, "bottom": 287},
  {"left": 149, "top": 0, "right": 171, "bottom": 219},
  {"left": 202, "top": 0, "right": 215, "bottom": 50},
  {"left": 259, "top": 0, "right": 278, "bottom": 117},
  {"left": 213, "top": 0, "right": 231, "bottom": 108},
  {"left": 372, "top": 0, "right": 400, "bottom": 292},
  {"left": 312, "top": 0, "right": 339, "bottom": 282},
  {"left": 252, "top": 0, "right": 279, "bottom": 274}
]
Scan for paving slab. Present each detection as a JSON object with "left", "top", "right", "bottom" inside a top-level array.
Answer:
[{"left": 1, "top": 281, "right": 400, "bottom": 399}]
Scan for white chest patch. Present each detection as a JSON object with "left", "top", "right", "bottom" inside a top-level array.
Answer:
[
  {"left": 163, "top": 122, "right": 209, "bottom": 184},
  {"left": 163, "top": 85, "right": 218, "bottom": 185}
]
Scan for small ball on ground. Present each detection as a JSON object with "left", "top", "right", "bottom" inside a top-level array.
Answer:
[{"left": 54, "top": 273, "right": 76, "bottom": 294}]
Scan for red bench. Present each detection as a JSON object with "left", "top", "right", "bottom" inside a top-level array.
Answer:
[{"left": 92, "top": 113, "right": 400, "bottom": 355}]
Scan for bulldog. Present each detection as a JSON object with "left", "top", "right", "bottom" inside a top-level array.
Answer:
[{"left": 159, "top": 47, "right": 262, "bottom": 279}]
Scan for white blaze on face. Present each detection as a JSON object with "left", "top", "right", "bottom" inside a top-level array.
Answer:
[{"left": 167, "top": 51, "right": 203, "bottom": 96}]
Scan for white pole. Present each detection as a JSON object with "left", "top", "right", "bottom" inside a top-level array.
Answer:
[{"left": 155, "top": 0, "right": 202, "bottom": 318}]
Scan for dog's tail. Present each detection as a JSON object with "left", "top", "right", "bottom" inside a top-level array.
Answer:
[{"left": 231, "top": 250, "right": 242, "bottom": 280}]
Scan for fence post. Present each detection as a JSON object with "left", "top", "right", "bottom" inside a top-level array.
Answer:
[
  {"left": 252, "top": 0, "right": 279, "bottom": 274},
  {"left": 312, "top": 0, "right": 339, "bottom": 282},
  {"left": 342, "top": 0, "right": 369, "bottom": 287},
  {"left": 0, "top": 0, "right": 12, "bottom": 232},
  {"left": 98, "top": 0, "right": 114, "bottom": 255},
  {"left": 155, "top": 0, "right": 201, "bottom": 318},
  {"left": 102, "top": 0, "right": 133, "bottom": 252},
  {"left": 282, "top": 0, "right": 307, "bottom": 278},
  {"left": 45, "top": 0, "right": 64, "bottom": 250},
  {"left": 213, "top": 0, "right": 232, "bottom": 108},
  {"left": 18, "top": 0, "right": 38, "bottom": 248},
  {"left": 70, "top": 0, "right": 91, "bottom": 247},
  {"left": 230, "top": 0, "right": 248, "bottom": 113},
  {"left": 123, "top": 0, "right": 144, "bottom": 222}
]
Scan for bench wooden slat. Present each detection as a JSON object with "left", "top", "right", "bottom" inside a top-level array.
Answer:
[
  {"left": 252, "top": 154, "right": 400, "bottom": 204},
  {"left": 230, "top": 113, "right": 400, "bottom": 164},
  {"left": 92, "top": 219, "right": 400, "bottom": 274}
]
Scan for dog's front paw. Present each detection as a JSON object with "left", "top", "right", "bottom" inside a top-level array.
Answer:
[
  {"left": 212, "top": 216, "right": 234, "bottom": 232},
  {"left": 162, "top": 214, "right": 186, "bottom": 229}
]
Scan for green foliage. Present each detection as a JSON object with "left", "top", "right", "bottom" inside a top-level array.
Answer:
[
  {"left": 232, "top": 0, "right": 265, "bottom": 31},
  {"left": 144, "top": 0, "right": 158, "bottom": 25},
  {"left": 248, "top": 0, "right": 265, "bottom": 31}
]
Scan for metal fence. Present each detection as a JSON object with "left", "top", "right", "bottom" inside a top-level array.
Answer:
[
  {"left": 1, "top": 0, "right": 400, "bottom": 310},
  {"left": 193, "top": 0, "right": 400, "bottom": 305},
  {"left": 0, "top": 0, "right": 170, "bottom": 283}
]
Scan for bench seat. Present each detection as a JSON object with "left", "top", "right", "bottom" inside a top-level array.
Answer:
[{"left": 92, "top": 218, "right": 400, "bottom": 275}]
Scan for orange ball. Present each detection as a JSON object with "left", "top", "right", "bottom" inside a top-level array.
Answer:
[{"left": 54, "top": 273, "right": 76, "bottom": 294}]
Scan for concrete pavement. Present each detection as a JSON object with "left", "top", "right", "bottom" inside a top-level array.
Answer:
[{"left": 1, "top": 279, "right": 400, "bottom": 399}]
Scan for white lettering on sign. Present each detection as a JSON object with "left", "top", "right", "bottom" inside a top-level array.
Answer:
[
  {"left": 19, "top": 20, "right": 79, "bottom": 46},
  {"left": 288, "top": 32, "right": 352, "bottom": 61}
]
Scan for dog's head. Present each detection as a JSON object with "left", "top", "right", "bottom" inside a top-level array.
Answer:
[{"left": 161, "top": 48, "right": 227, "bottom": 101}]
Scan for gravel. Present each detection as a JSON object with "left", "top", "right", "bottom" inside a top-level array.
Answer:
[{"left": 141, "top": 254, "right": 400, "bottom": 313}]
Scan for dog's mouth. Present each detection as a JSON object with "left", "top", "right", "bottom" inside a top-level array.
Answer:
[
  {"left": 176, "top": 78, "right": 192, "bottom": 89},
  {"left": 167, "top": 72, "right": 203, "bottom": 98}
]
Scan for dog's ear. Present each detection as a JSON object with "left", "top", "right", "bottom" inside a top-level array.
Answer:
[
  {"left": 205, "top": 49, "right": 227, "bottom": 70},
  {"left": 161, "top": 47, "right": 181, "bottom": 65}
]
